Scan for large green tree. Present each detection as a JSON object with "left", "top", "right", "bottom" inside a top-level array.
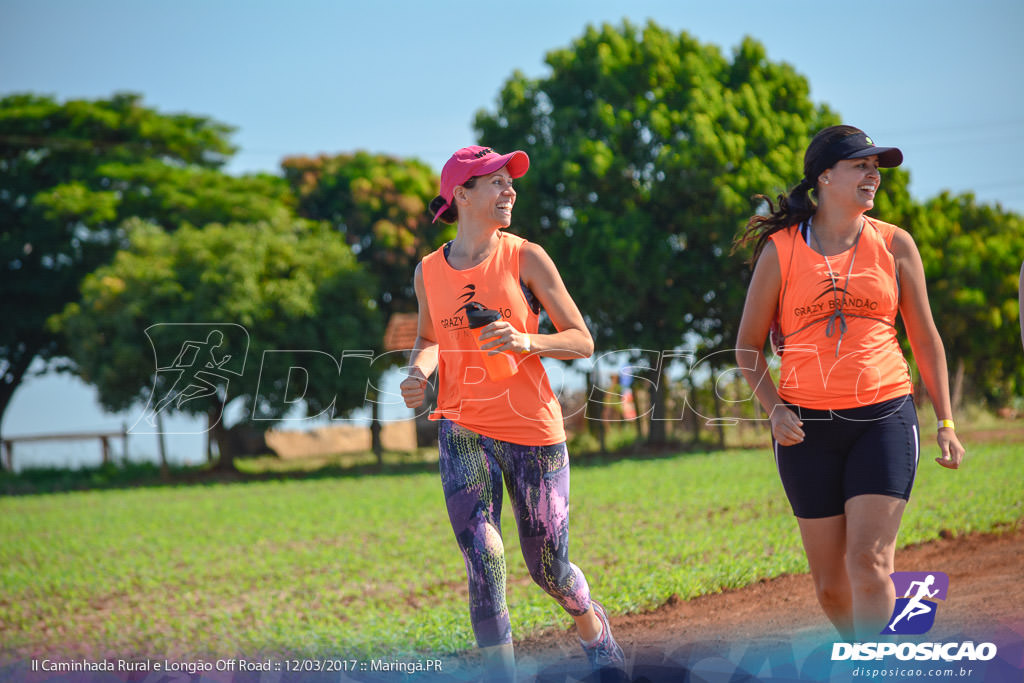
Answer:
[
  {"left": 53, "top": 218, "right": 383, "bottom": 469},
  {"left": 0, "top": 92, "right": 288, "bottom": 444},
  {"left": 474, "top": 21, "right": 838, "bottom": 443},
  {"left": 910, "top": 192, "right": 1024, "bottom": 407},
  {"left": 281, "top": 152, "right": 449, "bottom": 317}
]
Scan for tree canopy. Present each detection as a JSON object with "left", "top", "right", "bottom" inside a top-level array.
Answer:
[
  {"left": 0, "top": 92, "right": 270, "bottom": 441},
  {"left": 475, "top": 24, "right": 841, "bottom": 351},
  {"left": 912, "top": 192, "right": 1024, "bottom": 407},
  {"left": 282, "top": 151, "right": 450, "bottom": 318},
  {"left": 474, "top": 21, "right": 839, "bottom": 440},
  {"left": 53, "top": 218, "right": 383, "bottom": 465}
]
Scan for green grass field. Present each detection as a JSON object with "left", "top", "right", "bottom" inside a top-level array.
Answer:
[{"left": 1, "top": 442, "right": 1020, "bottom": 661}]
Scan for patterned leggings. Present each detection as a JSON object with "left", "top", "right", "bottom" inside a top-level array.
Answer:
[{"left": 438, "top": 419, "right": 591, "bottom": 647}]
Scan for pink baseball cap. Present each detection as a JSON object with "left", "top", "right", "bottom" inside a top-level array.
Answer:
[{"left": 432, "top": 145, "right": 530, "bottom": 223}]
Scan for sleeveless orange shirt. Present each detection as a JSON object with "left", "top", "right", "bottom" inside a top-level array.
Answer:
[
  {"left": 421, "top": 232, "right": 565, "bottom": 446},
  {"left": 771, "top": 217, "right": 913, "bottom": 409}
]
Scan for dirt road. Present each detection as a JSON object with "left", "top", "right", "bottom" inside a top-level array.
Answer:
[{"left": 514, "top": 522, "right": 1024, "bottom": 682}]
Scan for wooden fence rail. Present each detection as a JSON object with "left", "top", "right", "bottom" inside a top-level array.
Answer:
[{"left": 2, "top": 427, "right": 128, "bottom": 471}]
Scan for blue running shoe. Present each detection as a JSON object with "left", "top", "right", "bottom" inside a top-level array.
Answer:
[{"left": 580, "top": 600, "right": 624, "bottom": 669}]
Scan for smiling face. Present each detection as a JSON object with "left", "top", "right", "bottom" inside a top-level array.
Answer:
[
  {"left": 819, "top": 154, "right": 882, "bottom": 212},
  {"left": 456, "top": 167, "right": 517, "bottom": 228}
]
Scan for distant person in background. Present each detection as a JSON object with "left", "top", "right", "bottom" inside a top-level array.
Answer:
[
  {"left": 600, "top": 373, "right": 636, "bottom": 421},
  {"left": 619, "top": 365, "right": 637, "bottom": 421},
  {"left": 733, "top": 125, "right": 965, "bottom": 639},
  {"left": 400, "top": 145, "right": 623, "bottom": 680}
]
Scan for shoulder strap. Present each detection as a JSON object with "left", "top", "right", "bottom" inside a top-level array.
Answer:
[
  {"left": 766, "top": 225, "right": 800, "bottom": 355},
  {"left": 420, "top": 245, "right": 445, "bottom": 293},
  {"left": 864, "top": 216, "right": 901, "bottom": 299},
  {"left": 511, "top": 235, "right": 542, "bottom": 315},
  {"left": 777, "top": 224, "right": 800, "bottom": 319}
]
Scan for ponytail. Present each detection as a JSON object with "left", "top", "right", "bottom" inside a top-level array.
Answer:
[
  {"left": 429, "top": 194, "right": 458, "bottom": 225},
  {"left": 427, "top": 176, "right": 478, "bottom": 225},
  {"left": 734, "top": 179, "right": 817, "bottom": 266}
]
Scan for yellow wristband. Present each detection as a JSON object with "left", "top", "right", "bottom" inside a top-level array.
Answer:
[
  {"left": 521, "top": 334, "right": 531, "bottom": 354},
  {"left": 938, "top": 419, "right": 955, "bottom": 431}
]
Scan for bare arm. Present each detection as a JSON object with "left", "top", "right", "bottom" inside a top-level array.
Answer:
[
  {"left": 734, "top": 241, "right": 804, "bottom": 446},
  {"left": 399, "top": 264, "right": 439, "bottom": 409},
  {"left": 479, "top": 241, "right": 594, "bottom": 361},
  {"left": 892, "top": 228, "right": 965, "bottom": 468}
]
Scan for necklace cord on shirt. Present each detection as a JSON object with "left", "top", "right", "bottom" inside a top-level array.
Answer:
[
  {"left": 811, "top": 220, "right": 864, "bottom": 358},
  {"left": 774, "top": 218, "right": 899, "bottom": 357}
]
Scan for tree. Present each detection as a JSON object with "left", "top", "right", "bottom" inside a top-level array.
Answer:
[
  {"left": 0, "top": 92, "right": 268, "bottom": 447},
  {"left": 53, "top": 218, "right": 384, "bottom": 470},
  {"left": 911, "top": 192, "right": 1024, "bottom": 408},
  {"left": 474, "top": 21, "right": 837, "bottom": 444},
  {"left": 281, "top": 151, "right": 448, "bottom": 317},
  {"left": 282, "top": 152, "right": 450, "bottom": 453},
  {"left": 86, "top": 158, "right": 295, "bottom": 230}
]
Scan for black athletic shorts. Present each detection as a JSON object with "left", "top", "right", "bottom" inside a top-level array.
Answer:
[{"left": 774, "top": 394, "right": 920, "bottom": 519}]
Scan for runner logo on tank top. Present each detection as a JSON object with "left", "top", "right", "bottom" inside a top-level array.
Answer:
[{"left": 438, "top": 283, "right": 512, "bottom": 331}]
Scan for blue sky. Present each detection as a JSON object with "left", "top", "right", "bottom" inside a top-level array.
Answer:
[{"left": 3, "top": 0, "right": 1023, "bottom": 467}]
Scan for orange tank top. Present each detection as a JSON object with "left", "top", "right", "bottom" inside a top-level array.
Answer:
[
  {"left": 421, "top": 232, "right": 565, "bottom": 446},
  {"left": 772, "top": 217, "right": 913, "bottom": 409}
]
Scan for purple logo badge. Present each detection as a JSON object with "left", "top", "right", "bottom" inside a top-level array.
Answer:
[{"left": 883, "top": 571, "right": 949, "bottom": 635}]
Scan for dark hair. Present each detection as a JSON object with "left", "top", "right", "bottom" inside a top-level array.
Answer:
[
  {"left": 734, "top": 125, "right": 865, "bottom": 265},
  {"left": 429, "top": 176, "right": 478, "bottom": 224}
]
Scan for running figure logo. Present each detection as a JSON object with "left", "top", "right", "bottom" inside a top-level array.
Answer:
[
  {"left": 133, "top": 323, "right": 249, "bottom": 434},
  {"left": 883, "top": 571, "right": 949, "bottom": 635}
]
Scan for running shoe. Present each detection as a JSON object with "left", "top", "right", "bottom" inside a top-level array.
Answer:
[{"left": 580, "top": 600, "right": 625, "bottom": 669}]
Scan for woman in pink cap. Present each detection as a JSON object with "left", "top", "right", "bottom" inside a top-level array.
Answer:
[{"left": 400, "top": 145, "right": 623, "bottom": 680}]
